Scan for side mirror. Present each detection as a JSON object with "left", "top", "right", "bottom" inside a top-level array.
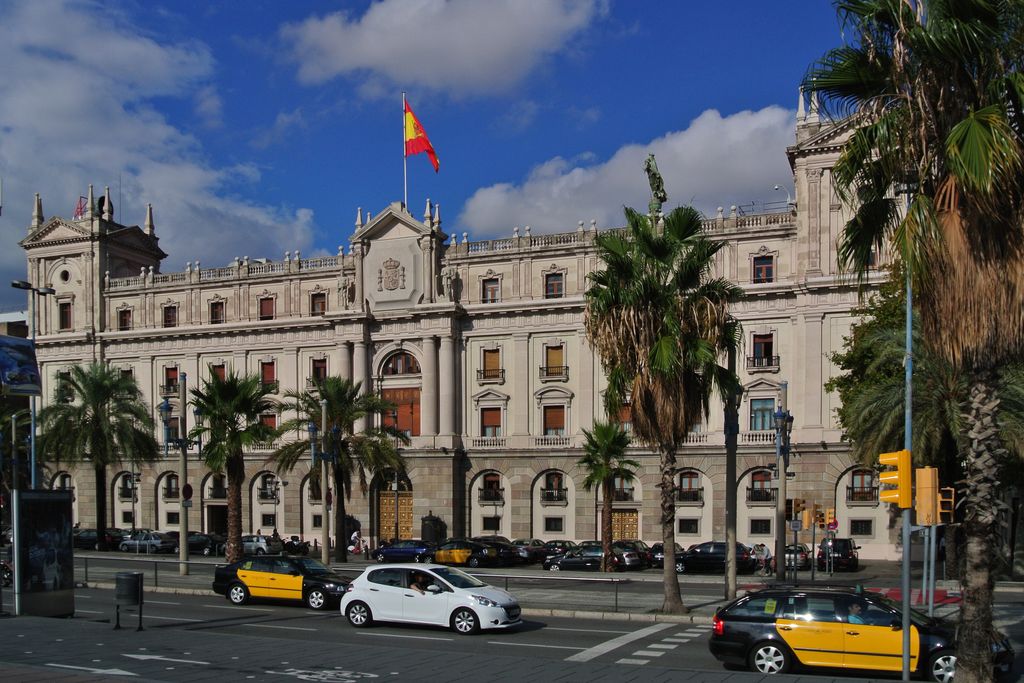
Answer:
[
  {"left": 426, "top": 584, "right": 442, "bottom": 594},
  {"left": 890, "top": 620, "right": 902, "bottom": 631}
]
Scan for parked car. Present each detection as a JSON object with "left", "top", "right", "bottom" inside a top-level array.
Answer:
[
  {"left": 510, "top": 538, "right": 548, "bottom": 563},
  {"left": 785, "top": 543, "right": 812, "bottom": 570},
  {"left": 543, "top": 545, "right": 637, "bottom": 571},
  {"left": 372, "top": 539, "right": 436, "bottom": 563},
  {"left": 709, "top": 585, "right": 1014, "bottom": 680},
  {"left": 426, "top": 539, "right": 499, "bottom": 568},
  {"left": 73, "top": 528, "right": 125, "bottom": 550},
  {"left": 650, "top": 542, "right": 684, "bottom": 569},
  {"left": 542, "top": 540, "right": 578, "bottom": 558},
  {"left": 119, "top": 531, "right": 176, "bottom": 553},
  {"left": 817, "top": 537, "right": 860, "bottom": 571},
  {"left": 341, "top": 563, "right": 521, "bottom": 634},
  {"left": 213, "top": 556, "right": 350, "bottom": 610},
  {"left": 613, "top": 540, "right": 655, "bottom": 568},
  {"left": 676, "top": 541, "right": 757, "bottom": 574},
  {"left": 242, "top": 534, "right": 284, "bottom": 556},
  {"left": 182, "top": 532, "right": 224, "bottom": 556},
  {"left": 470, "top": 537, "right": 519, "bottom": 566}
]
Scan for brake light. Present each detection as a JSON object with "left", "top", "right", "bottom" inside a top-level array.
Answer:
[{"left": 712, "top": 614, "right": 724, "bottom": 636}]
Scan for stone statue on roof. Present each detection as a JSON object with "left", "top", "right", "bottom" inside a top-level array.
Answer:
[{"left": 644, "top": 153, "right": 668, "bottom": 215}]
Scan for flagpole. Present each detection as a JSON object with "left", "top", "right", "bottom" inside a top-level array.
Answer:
[{"left": 402, "top": 91, "right": 408, "bottom": 210}]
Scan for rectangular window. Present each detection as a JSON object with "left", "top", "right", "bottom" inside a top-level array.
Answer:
[
  {"left": 381, "top": 388, "right": 421, "bottom": 437},
  {"left": 59, "top": 302, "right": 73, "bottom": 331},
  {"left": 262, "top": 514, "right": 277, "bottom": 528},
  {"left": 542, "top": 345, "right": 566, "bottom": 379},
  {"left": 311, "top": 358, "right": 328, "bottom": 381},
  {"left": 259, "top": 297, "right": 275, "bottom": 321},
  {"left": 544, "top": 273, "right": 564, "bottom": 299},
  {"left": 164, "top": 366, "right": 179, "bottom": 391},
  {"left": 678, "top": 518, "right": 699, "bottom": 535},
  {"left": 749, "top": 398, "right": 775, "bottom": 431},
  {"left": 167, "top": 416, "right": 180, "bottom": 440},
  {"left": 751, "top": 334, "right": 775, "bottom": 368},
  {"left": 544, "top": 517, "right": 564, "bottom": 533},
  {"left": 122, "top": 511, "right": 134, "bottom": 525},
  {"left": 481, "top": 349, "right": 501, "bottom": 380},
  {"left": 750, "top": 518, "right": 772, "bottom": 535},
  {"left": 211, "top": 364, "right": 226, "bottom": 382},
  {"left": 482, "top": 516, "right": 500, "bottom": 532},
  {"left": 310, "top": 292, "right": 327, "bottom": 315},
  {"left": 260, "top": 413, "right": 277, "bottom": 429},
  {"left": 260, "top": 361, "right": 276, "bottom": 385},
  {"left": 162, "top": 305, "right": 177, "bottom": 328},
  {"left": 117, "top": 309, "right": 132, "bottom": 331},
  {"left": 480, "top": 407, "right": 502, "bottom": 437},
  {"left": 120, "top": 368, "right": 133, "bottom": 381},
  {"left": 752, "top": 255, "right": 775, "bottom": 284},
  {"left": 850, "top": 519, "right": 873, "bottom": 536},
  {"left": 312, "top": 514, "right": 323, "bottom": 529},
  {"left": 209, "top": 300, "right": 225, "bottom": 324},
  {"left": 166, "top": 512, "right": 180, "bottom": 526},
  {"left": 482, "top": 278, "right": 500, "bottom": 303},
  {"left": 543, "top": 405, "right": 565, "bottom": 436}
]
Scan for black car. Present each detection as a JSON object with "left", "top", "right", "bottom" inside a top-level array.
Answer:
[
  {"left": 185, "top": 532, "right": 224, "bottom": 556},
  {"left": 212, "top": 556, "right": 350, "bottom": 610},
  {"left": 543, "top": 545, "right": 629, "bottom": 571},
  {"left": 709, "top": 586, "right": 1014, "bottom": 681},
  {"left": 677, "top": 541, "right": 757, "bottom": 574},
  {"left": 470, "top": 537, "right": 520, "bottom": 566},
  {"left": 73, "top": 528, "right": 125, "bottom": 550},
  {"left": 817, "top": 537, "right": 860, "bottom": 571},
  {"left": 650, "top": 542, "right": 684, "bottom": 569},
  {"left": 542, "top": 539, "right": 578, "bottom": 558}
]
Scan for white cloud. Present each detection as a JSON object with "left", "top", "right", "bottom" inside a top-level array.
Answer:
[
  {"left": 251, "top": 108, "right": 307, "bottom": 150},
  {"left": 459, "top": 106, "right": 796, "bottom": 237},
  {"left": 281, "top": 0, "right": 605, "bottom": 96},
  {"left": 194, "top": 85, "right": 224, "bottom": 128},
  {"left": 0, "top": 0, "right": 315, "bottom": 307}
]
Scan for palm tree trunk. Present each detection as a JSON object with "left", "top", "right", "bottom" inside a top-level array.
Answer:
[
  {"left": 333, "top": 464, "right": 347, "bottom": 563},
  {"left": 95, "top": 464, "right": 108, "bottom": 551},
  {"left": 660, "top": 445, "right": 686, "bottom": 614},
  {"left": 225, "top": 453, "right": 245, "bottom": 563},
  {"left": 601, "top": 479, "right": 614, "bottom": 572},
  {"left": 956, "top": 375, "right": 1003, "bottom": 683}
]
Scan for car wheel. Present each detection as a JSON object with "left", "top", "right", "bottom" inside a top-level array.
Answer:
[
  {"left": 119, "top": 543, "right": 129, "bottom": 552},
  {"left": 255, "top": 548, "right": 265, "bottom": 556},
  {"left": 450, "top": 607, "right": 480, "bottom": 635},
  {"left": 228, "top": 583, "right": 249, "bottom": 605},
  {"left": 467, "top": 557, "right": 480, "bottom": 568},
  {"left": 422, "top": 555, "right": 434, "bottom": 564},
  {"left": 414, "top": 554, "right": 425, "bottom": 563},
  {"left": 203, "top": 546, "right": 212, "bottom": 557},
  {"left": 173, "top": 545, "right": 179, "bottom": 553},
  {"left": 346, "top": 601, "right": 373, "bottom": 627},
  {"left": 749, "top": 641, "right": 791, "bottom": 675},
  {"left": 306, "top": 589, "right": 327, "bottom": 610},
  {"left": 374, "top": 553, "right": 385, "bottom": 563},
  {"left": 926, "top": 650, "right": 956, "bottom": 683},
  {"left": 675, "top": 560, "right": 686, "bottom": 574},
  {"left": 549, "top": 564, "right": 561, "bottom": 571}
]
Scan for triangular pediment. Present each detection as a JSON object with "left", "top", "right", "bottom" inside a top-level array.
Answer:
[
  {"left": 800, "top": 116, "right": 860, "bottom": 150},
  {"left": 106, "top": 226, "right": 167, "bottom": 258},
  {"left": 472, "top": 388, "right": 510, "bottom": 404},
  {"left": 744, "top": 377, "right": 782, "bottom": 393},
  {"left": 352, "top": 202, "right": 433, "bottom": 242},
  {"left": 19, "top": 217, "right": 91, "bottom": 247}
]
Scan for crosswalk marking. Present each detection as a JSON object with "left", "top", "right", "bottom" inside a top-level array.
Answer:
[
  {"left": 632, "top": 650, "right": 665, "bottom": 657},
  {"left": 648, "top": 644, "right": 676, "bottom": 650},
  {"left": 662, "top": 638, "right": 689, "bottom": 643},
  {"left": 616, "top": 658, "right": 649, "bottom": 665}
]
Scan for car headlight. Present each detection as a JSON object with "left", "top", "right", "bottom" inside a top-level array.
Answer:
[
  {"left": 322, "top": 583, "right": 335, "bottom": 589},
  {"left": 472, "top": 594, "right": 499, "bottom": 607}
]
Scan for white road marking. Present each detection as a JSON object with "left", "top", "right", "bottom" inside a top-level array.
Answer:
[
  {"left": 662, "top": 638, "right": 689, "bottom": 643},
  {"left": 200, "top": 604, "right": 269, "bottom": 611},
  {"left": 648, "top": 643, "right": 677, "bottom": 650},
  {"left": 143, "top": 615, "right": 202, "bottom": 622},
  {"left": 144, "top": 600, "right": 181, "bottom": 606},
  {"left": 76, "top": 609, "right": 103, "bottom": 614},
  {"left": 545, "top": 626, "right": 631, "bottom": 634},
  {"left": 487, "top": 641, "right": 584, "bottom": 651},
  {"left": 633, "top": 650, "right": 665, "bottom": 657},
  {"left": 357, "top": 632, "right": 452, "bottom": 642},
  {"left": 565, "top": 623, "right": 674, "bottom": 662},
  {"left": 244, "top": 624, "right": 316, "bottom": 632},
  {"left": 47, "top": 664, "right": 137, "bottom": 677},
  {"left": 616, "top": 658, "right": 649, "bottom": 665}
]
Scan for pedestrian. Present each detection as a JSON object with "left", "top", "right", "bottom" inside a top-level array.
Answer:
[{"left": 350, "top": 529, "right": 362, "bottom": 553}]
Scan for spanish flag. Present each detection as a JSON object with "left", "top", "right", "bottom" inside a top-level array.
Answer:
[{"left": 404, "top": 100, "right": 439, "bottom": 173}]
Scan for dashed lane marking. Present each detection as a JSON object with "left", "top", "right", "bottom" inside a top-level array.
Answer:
[
  {"left": 243, "top": 624, "right": 317, "bottom": 632},
  {"left": 546, "top": 627, "right": 631, "bottom": 634},
  {"left": 488, "top": 642, "right": 584, "bottom": 650},
  {"left": 615, "top": 658, "right": 649, "bottom": 665},
  {"left": 662, "top": 638, "right": 689, "bottom": 643},
  {"left": 632, "top": 650, "right": 665, "bottom": 657},
  {"left": 142, "top": 615, "right": 202, "bottom": 622},
  {"left": 648, "top": 644, "right": 677, "bottom": 650},
  {"left": 565, "top": 623, "right": 674, "bottom": 662}
]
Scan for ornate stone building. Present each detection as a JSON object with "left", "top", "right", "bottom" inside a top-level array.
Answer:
[{"left": 19, "top": 106, "right": 899, "bottom": 559}]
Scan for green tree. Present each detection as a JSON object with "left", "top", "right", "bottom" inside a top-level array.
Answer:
[
  {"left": 188, "top": 371, "right": 278, "bottom": 564},
  {"left": 270, "top": 377, "right": 405, "bottom": 562},
  {"left": 577, "top": 421, "right": 638, "bottom": 572},
  {"left": 37, "top": 363, "right": 158, "bottom": 550},
  {"left": 808, "top": 2, "right": 1024, "bottom": 676},
  {"left": 585, "top": 205, "right": 742, "bottom": 613}
]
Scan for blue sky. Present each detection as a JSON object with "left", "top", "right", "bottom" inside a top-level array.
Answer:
[{"left": 0, "top": 0, "right": 845, "bottom": 309}]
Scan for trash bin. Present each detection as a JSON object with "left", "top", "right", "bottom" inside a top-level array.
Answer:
[{"left": 115, "top": 571, "right": 143, "bottom": 606}]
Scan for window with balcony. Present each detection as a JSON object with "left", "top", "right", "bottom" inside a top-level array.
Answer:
[
  {"left": 211, "top": 364, "right": 226, "bottom": 382},
  {"left": 612, "top": 476, "right": 634, "bottom": 502},
  {"left": 209, "top": 300, "right": 225, "bottom": 324},
  {"left": 163, "top": 366, "right": 179, "bottom": 395},
  {"left": 479, "top": 348, "right": 503, "bottom": 382},
  {"left": 209, "top": 475, "right": 227, "bottom": 499},
  {"left": 163, "top": 474, "right": 179, "bottom": 499},
  {"left": 480, "top": 473, "right": 503, "bottom": 503},
  {"left": 752, "top": 255, "right": 775, "bottom": 284},
  {"left": 747, "top": 469, "right": 775, "bottom": 503},
  {"left": 544, "top": 405, "right": 566, "bottom": 436},
  {"left": 541, "top": 345, "right": 567, "bottom": 380},
  {"left": 480, "top": 407, "right": 502, "bottom": 437},
  {"left": 544, "top": 273, "right": 564, "bottom": 299},
  {"left": 615, "top": 402, "right": 633, "bottom": 433},
  {"left": 749, "top": 398, "right": 775, "bottom": 431},
  {"left": 383, "top": 352, "right": 420, "bottom": 375},
  {"left": 310, "top": 292, "right": 327, "bottom": 315},
  {"left": 311, "top": 358, "right": 328, "bottom": 382},
  {"left": 59, "top": 302, "right": 73, "bottom": 331},
  {"left": 117, "top": 309, "right": 132, "bottom": 331},
  {"left": 162, "top": 305, "right": 178, "bottom": 328},
  {"left": 676, "top": 470, "right": 703, "bottom": 503},
  {"left": 541, "top": 471, "right": 566, "bottom": 503},
  {"left": 260, "top": 361, "right": 276, "bottom": 391},
  {"left": 382, "top": 388, "right": 420, "bottom": 437},
  {"left": 748, "top": 334, "right": 779, "bottom": 371},
  {"left": 848, "top": 468, "right": 878, "bottom": 503},
  {"left": 481, "top": 278, "right": 500, "bottom": 304},
  {"left": 259, "top": 474, "right": 277, "bottom": 501},
  {"left": 258, "top": 297, "right": 275, "bottom": 321}
]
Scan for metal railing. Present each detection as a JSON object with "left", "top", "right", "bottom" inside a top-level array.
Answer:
[
  {"left": 747, "top": 487, "right": 777, "bottom": 504},
  {"left": 675, "top": 488, "right": 704, "bottom": 504},
  {"left": 747, "top": 355, "right": 781, "bottom": 370},
  {"left": 478, "top": 487, "right": 504, "bottom": 503},
  {"left": 159, "top": 383, "right": 179, "bottom": 397},
  {"left": 540, "top": 488, "right": 567, "bottom": 502},
  {"left": 612, "top": 489, "right": 634, "bottom": 502},
  {"left": 477, "top": 368, "right": 505, "bottom": 381},
  {"left": 539, "top": 365, "right": 569, "bottom": 380},
  {"left": 847, "top": 485, "right": 879, "bottom": 503}
]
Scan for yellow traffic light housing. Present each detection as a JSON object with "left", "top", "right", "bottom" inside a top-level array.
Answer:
[
  {"left": 826, "top": 507, "right": 836, "bottom": 526},
  {"left": 793, "top": 498, "right": 806, "bottom": 516},
  {"left": 801, "top": 508, "right": 812, "bottom": 530},
  {"left": 879, "top": 449, "right": 912, "bottom": 508},
  {"left": 815, "top": 504, "right": 826, "bottom": 529},
  {"left": 915, "top": 467, "right": 938, "bottom": 525},
  {"left": 939, "top": 487, "right": 956, "bottom": 524}
]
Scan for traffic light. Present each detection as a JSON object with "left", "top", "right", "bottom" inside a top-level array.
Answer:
[
  {"left": 915, "top": 467, "right": 938, "bottom": 525},
  {"left": 879, "top": 449, "right": 912, "bottom": 508},
  {"left": 801, "top": 508, "right": 812, "bottom": 530},
  {"left": 939, "top": 487, "right": 956, "bottom": 524},
  {"left": 815, "top": 504, "right": 826, "bottom": 529},
  {"left": 826, "top": 507, "right": 836, "bottom": 526},
  {"left": 793, "top": 498, "right": 807, "bottom": 517},
  {"left": 785, "top": 498, "right": 793, "bottom": 520}
]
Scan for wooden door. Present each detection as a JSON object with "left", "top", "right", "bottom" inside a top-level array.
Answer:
[
  {"left": 379, "top": 491, "right": 413, "bottom": 540},
  {"left": 612, "top": 510, "right": 638, "bottom": 540}
]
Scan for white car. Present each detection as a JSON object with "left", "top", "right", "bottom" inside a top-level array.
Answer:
[{"left": 340, "top": 563, "right": 522, "bottom": 634}]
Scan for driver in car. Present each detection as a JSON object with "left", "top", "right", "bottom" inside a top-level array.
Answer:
[{"left": 410, "top": 572, "right": 433, "bottom": 594}]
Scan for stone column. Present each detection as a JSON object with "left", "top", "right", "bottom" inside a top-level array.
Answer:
[
  {"left": 353, "top": 244, "right": 365, "bottom": 312},
  {"left": 439, "top": 336, "right": 455, "bottom": 436},
  {"left": 807, "top": 168, "right": 823, "bottom": 276},
  {"left": 421, "top": 336, "right": 438, "bottom": 436},
  {"left": 511, "top": 334, "right": 530, "bottom": 435},
  {"left": 578, "top": 332, "right": 594, "bottom": 434},
  {"left": 353, "top": 340, "right": 369, "bottom": 432},
  {"left": 339, "top": 341, "right": 352, "bottom": 381},
  {"left": 802, "top": 313, "right": 824, "bottom": 428}
]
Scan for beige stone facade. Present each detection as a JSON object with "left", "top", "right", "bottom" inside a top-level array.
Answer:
[{"left": 19, "top": 111, "right": 902, "bottom": 559}]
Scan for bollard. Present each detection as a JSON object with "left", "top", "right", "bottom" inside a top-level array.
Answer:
[{"left": 114, "top": 571, "right": 144, "bottom": 631}]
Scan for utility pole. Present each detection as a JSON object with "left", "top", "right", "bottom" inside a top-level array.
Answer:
[
  {"left": 725, "top": 346, "right": 739, "bottom": 600},
  {"left": 178, "top": 373, "right": 189, "bottom": 576},
  {"left": 774, "top": 382, "right": 792, "bottom": 575},
  {"left": 320, "top": 399, "right": 330, "bottom": 565}
]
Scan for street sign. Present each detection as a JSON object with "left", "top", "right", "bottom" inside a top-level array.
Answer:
[
  {"left": 789, "top": 519, "right": 801, "bottom": 532},
  {"left": 828, "top": 519, "right": 838, "bottom": 531},
  {"left": 182, "top": 499, "right": 192, "bottom": 508},
  {"left": 182, "top": 483, "right": 193, "bottom": 501}
]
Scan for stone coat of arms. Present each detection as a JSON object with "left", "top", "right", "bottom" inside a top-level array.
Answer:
[{"left": 378, "top": 257, "right": 406, "bottom": 292}]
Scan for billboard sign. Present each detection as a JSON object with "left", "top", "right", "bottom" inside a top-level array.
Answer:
[
  {"left": 14, "top": 490, "right": 75, "bottom": 617},
  {"left": 0, "top": 334, "right": 41, "bottom": 397}
]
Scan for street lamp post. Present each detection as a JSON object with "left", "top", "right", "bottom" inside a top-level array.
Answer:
[
  {"left": 320, "top": 399, "right": 330, "bottom": 563},
  {"left": 11, "top": 279, "right": 55, "bottom": 490},
  {"left": 774, "top": 382, "right": 794, "bottom": 581},
  {"left": 158, "top": 373, "right": 201, "bottom": 577}
]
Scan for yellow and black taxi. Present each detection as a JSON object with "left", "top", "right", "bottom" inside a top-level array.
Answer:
[
  {"left": 425, "top": 539, "right": 499, "bottom": 568},
  {"left": 709, "top": 586, "right": 1014, "bottom": 682},
  {"left": 212, "top": 556, "right": 350, "bottom": 610}
]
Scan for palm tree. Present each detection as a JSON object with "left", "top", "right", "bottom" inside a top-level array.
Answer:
[
  {"left": 807, "top": 2, "right": 1024, "bottom": 676},
  {"left": 578, "top": 421, "right": 639, "bottom": 572},
  {"left": 270, "top": 377, "right": 406, "bottom": 562},
  {"left": 36, "top": 363, "right": 158, "bottom": 550},
  {"left": 188, "top": 371, "right": 278, "bottom": 564},
  {"left": 585, "top": 204, "right": 742, "bottom": 613}
]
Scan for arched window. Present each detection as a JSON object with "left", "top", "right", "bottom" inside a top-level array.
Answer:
[
  {"left": 849, "top": 468, "right": 877, "bottom": 502},
  {"left": 677, "top": 470, "right": 702, "bottom": 503},
  {"left": 382, "top": 352, "right": 421, "bottom": 375},
  {"left": 480, "top": 472, "right": 503, "bottom": 503},
  {"left": 541, "top": 471, "right": 565, "bottom": 502},
  {"left": 748, "top": 469, "right": 775, "bottom": 503},
  {"left": 163, "top": 474, "right": 179, "bottom": 498}
]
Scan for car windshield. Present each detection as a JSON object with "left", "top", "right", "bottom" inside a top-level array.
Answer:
[
  {"left": 865, "top": 593, "right": 931, "bottom": 627},
  {"left": 431, "top": 566, "right": 486, "bottom": 589},
  {"left": 293, "top": 558, "right": 330, "bottom": 575}
]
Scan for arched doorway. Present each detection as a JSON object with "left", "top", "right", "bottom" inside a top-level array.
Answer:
[{"left": 371, "top": 470, "right": 413, "bottom": 544}]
